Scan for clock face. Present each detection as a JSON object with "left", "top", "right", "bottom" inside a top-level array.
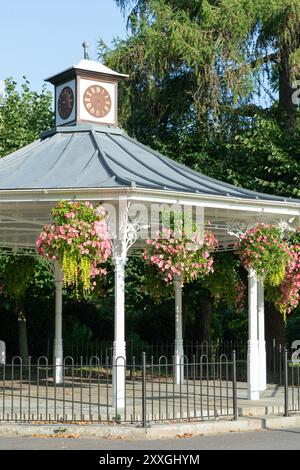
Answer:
[
  {"left": 83, "top": 85, "right": 112, "bottom": 118},
  {"left": 58, "top": 86, "right": 74, "bottom": 120}
]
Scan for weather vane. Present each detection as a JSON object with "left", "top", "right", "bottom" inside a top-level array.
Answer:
[{"left": 82, "top": 41, "right": 90, "bottom": 60}]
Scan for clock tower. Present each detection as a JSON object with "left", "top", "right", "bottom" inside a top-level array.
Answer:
[{"left": 45, "top": 42, "right": 128, "bottom": 127}]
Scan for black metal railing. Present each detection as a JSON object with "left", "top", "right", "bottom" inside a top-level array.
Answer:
[
  {"left": 45, "top": 338, "right": 288, "bottom": 385},
  {"left": 266, "top": 340, "right": 285, "bottom": 385},
  {"left": 0, "top": 353, "right": 238, "bottom": 425},
  {"left": 284, "top": 349, "right": 300, "bottom": 416},
  {"left": 6, "top": 338, "right": 289, "bottom": 386},
  {"left": 43, "top": 339, "right": 247, "bottom": 383},
  {"left": 59, "top": 339, "right": 246, "bottom": 363}
]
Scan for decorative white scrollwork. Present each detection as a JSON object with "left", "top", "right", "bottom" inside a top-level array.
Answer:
[
  {"left": 112, "top": 201, "right": 149, "bottom": 258},
  {"left": 226, "top": 216, "right": 297, "bottom": 241},
  {"left": 278, "top": 217, "right": 296, "bottom": 234},
  {"left": 226, "top": 219, "right": 248, "bottom": 239}
]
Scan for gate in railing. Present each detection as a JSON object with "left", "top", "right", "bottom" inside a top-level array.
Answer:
[{"left": 0, "top": 353, "right": 238, "bottom": 425}]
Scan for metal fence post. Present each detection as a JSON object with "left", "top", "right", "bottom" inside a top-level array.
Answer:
[
  {"left": 284, "top": 348, "right": 289, "bottom": 417},
  {"left": 233, "top": 350, "right": 238, "bottom": 421},
  {"left": 142, "top": 352, "right": 147, "bottom": 428},
  {"left": 272, "top": 338, "right": 276, "bottom": 384}
]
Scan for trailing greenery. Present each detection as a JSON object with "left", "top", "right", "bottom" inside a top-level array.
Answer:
[{"left": 204, "top": 253, "right": 246, "bottom": 311}]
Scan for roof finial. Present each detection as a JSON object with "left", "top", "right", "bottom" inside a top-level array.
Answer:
[{"left": 82, "top": 41, "right": 90, "bottom": 60}]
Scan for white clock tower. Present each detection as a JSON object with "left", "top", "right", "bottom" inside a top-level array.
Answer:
[{"left": 45, "top": 42, "right": 128, "bottom": 127}]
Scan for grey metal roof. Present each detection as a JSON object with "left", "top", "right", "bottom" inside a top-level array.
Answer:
[
  {"left": 45, "top": 59, "right": 129, "bottom": 84},
  {"left": 0, "top": 124, "right": 298, "bottom": 203}
]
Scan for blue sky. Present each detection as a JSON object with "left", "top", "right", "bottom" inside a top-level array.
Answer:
[{"left": 0, "top": 0, "right": 128, "bottom": 93}]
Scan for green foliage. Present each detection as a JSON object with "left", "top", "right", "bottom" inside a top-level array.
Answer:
[
  {"left": 67, "top": 320, "right": 93, "bottom": 344},
  {"left": 105, "top": 0, "right": 300, "bottom": 139},
  {"left": 142, "top": 264, "right": 173, "bottom": 303},
  {"left": 215, "top": 306, "right": 248, "bottom": 342},
  {"left": 0, "top": 77, "right": 53, "bottom": 158},
  {"left": 204, "top": 253, "right": 245, "bottom": 310},
  {"left": 0, "top": 253, "right": 54, "bottom": 303},
  {"left": 98, "top": 1, "right": 300, "bottom": 207},
  {"left": 1, "top": 256, "right": 35, "bottom": 301},
  {"left": 286, "top": 308, "right": 300, "bottom": 344},
  {"left": 222, "top": 118, "right": 300, "bottom": 198}
]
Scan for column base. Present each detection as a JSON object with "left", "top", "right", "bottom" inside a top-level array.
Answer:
[
  {"left": 258, "top": 340, "right": 267, "bottom": 392},
  {"left": 112, "top": 341, "right": 126, "bottom": 410},
  {"left": 174, "top": 339, "right": 184, "bottom": 385},
  {"left": 53, "top": 339, "right": 63, "bottom": 385},
  {"left": 247, "top": 339, "right": 260, "bottom": 400}
]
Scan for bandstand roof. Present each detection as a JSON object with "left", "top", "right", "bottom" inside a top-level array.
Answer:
[
  {"left": 0, "top": 123, "right": 298, "bottom": 201},
  {"left": 0, "top": 124, "right": 299, "bottom": 250}
]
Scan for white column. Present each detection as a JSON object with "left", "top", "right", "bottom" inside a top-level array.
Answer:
[
  {"left": 258, "top": 278, "right": 267, "bottom": 392},
  {"left": 247, "top": 268, "right": 260, "bottom": 400},
  {"left": 53, "top": 260, "right": 63, "bottom": 384},
  {"left": 112, "top": 255, "right": 127, "bottom": 409},
  {"left": 174, "top": 276, "right": 184, "bottom": 384}
]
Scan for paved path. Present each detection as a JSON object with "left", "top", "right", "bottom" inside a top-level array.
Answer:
[{"left": 0, "top": 427, "right": 300, "bottom": 449}]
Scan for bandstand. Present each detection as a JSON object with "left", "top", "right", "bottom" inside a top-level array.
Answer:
[{"left": 0, "top": 51, "right": 299, "bottom": 409}]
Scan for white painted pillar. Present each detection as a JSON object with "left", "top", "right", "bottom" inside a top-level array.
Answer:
[
  {"left": 247, "top": 269, "right": 260, "bottom": 400},
  {"left": 112, "top": 255, "right": 127, "bottom": 409},
  {"left": 258, "top": 278, "right": 267, "bottom": 392},
  {"left": 53, "top": 260, "right": 63, "bottom": 384},
  {"left": 174, "top": 276, "right": 184, "bottom": 384}
]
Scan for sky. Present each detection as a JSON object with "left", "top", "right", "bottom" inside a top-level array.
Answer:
[{"left": 0, "top": 0, "right": 128, "bottom": 93}]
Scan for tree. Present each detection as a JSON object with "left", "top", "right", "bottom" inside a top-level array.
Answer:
[
  {"left": 0, "top": 77, "right": 53, "bottom": 158},
  {"left": 110, "top": 0, "right": 300, "bottom": 132},
  {"left": 0, "top": 254, "right": 54, "bottom": 362},
  {"left": 106, "top": 0, "right": 300, "bottom": 204},
  {"left": 0, "top": 256, "right": 35, "bottom": 363},
  {"left": 257, "top": 0, "right": 300, "bottom": 128}
]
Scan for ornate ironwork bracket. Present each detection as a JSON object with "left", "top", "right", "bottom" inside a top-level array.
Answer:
[
  {"left": 111, "top": 201, "right": 149, "bottom": 259},
  {"left": 226, "top": 219, "right": 250, "bottom": 240}
]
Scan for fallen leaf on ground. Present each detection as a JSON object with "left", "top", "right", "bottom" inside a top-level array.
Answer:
[{"left": 176, "top": 433, "right": 194, "bottom": 439}]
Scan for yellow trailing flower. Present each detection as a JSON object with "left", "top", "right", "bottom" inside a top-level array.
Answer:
[
  {"left": 80, "top": 256, "right": 92, "bottom": 294},
  {"left": 267, "top": 264, "right": 286, "bottom": 287},
  {"left": 62, "top": 250, "right": 79, "bottom": 294}
]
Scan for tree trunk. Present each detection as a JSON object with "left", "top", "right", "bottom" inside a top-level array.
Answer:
[
  {"left": 16, "top": 302, "right": 29, "bottom": 364},
  {"left": 196, "top": 293, "right": 212, "bottom": 343},
  {"left": 278, "top": 44, "right": 298, "bottom": 129}
]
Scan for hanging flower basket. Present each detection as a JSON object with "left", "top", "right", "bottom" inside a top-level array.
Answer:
[
  {"left": 143, "top": 228, "right": 218, "bottom": 285},
  {"left": 237, "top": 224, "right": 291, "bottom": 286},
  {"left": 268, "top": 229, "right": 300, "bottom": 318},
  {"left": 36, "top": 201, "right": 111, "bottom": 296},
  {"left": 274, "top": 245, "right": 300, "bottom": 316}
]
